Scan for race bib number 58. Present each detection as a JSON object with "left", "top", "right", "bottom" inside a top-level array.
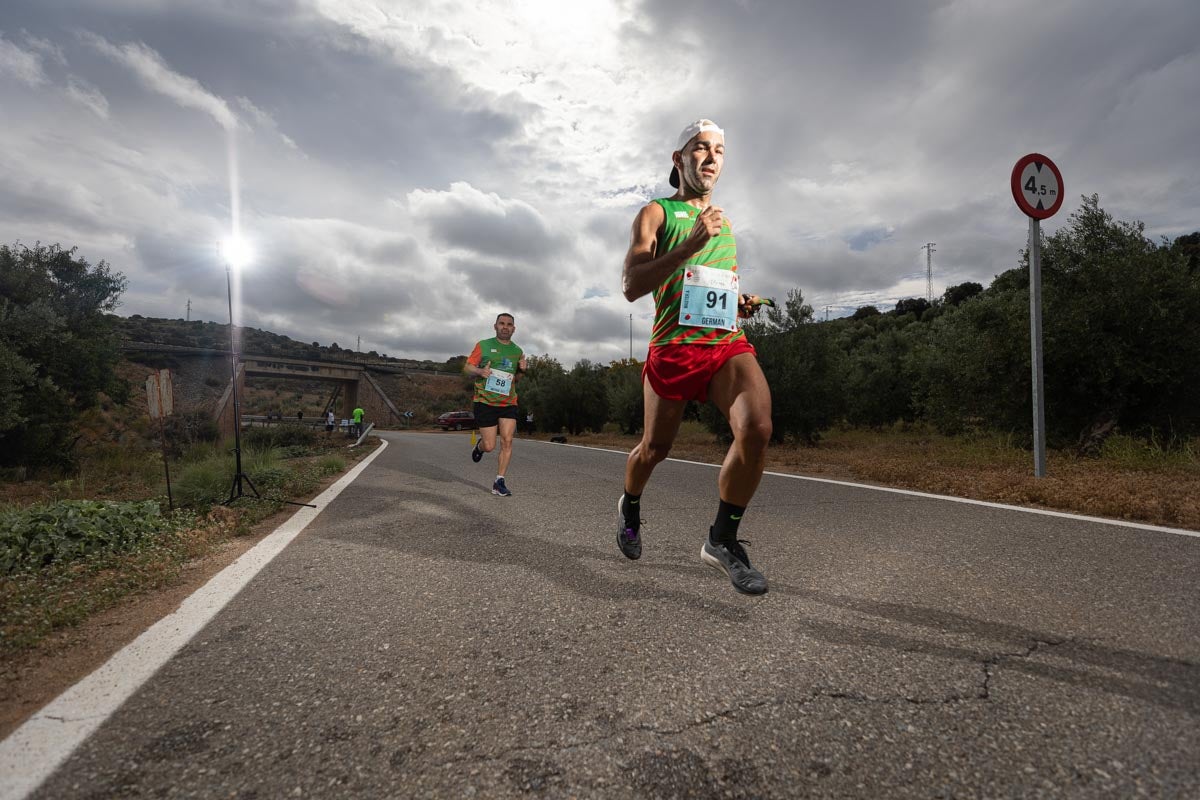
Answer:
[
  {"left": 485, "top": 368, "right": 514, "bottom": 396},
  {"left": 679, "top": 265, "right": 739, "bottom": 331}
]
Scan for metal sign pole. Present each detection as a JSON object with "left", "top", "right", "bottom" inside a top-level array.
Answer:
[
  {"left": 1028, "top": 217, "right": 1047, "bottom": 478},
  {"left": 1012, "top": 152, "right": 1062, "bottom": 479}
]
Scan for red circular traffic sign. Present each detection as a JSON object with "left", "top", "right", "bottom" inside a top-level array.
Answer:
[{"left": 1011, "top": 154, "right": 1064, "bottom": 219}]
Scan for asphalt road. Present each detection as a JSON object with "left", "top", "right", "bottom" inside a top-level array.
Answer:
[{"left": 25, "top": 432, "right": 1200, "bottom": 798}]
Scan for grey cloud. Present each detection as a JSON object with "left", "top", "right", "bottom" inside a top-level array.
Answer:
[
  {"left": 0, "top": 33, "right": 49, "bottom": 85},
  {"left": 445, "top": 257, "right": 558, "bottom": 315},
  {"left": 65, "top": 76, "right": 109, "bottom": 117},
  {"left": 565, "top": 303, "right": 630, "bottom": 348},
  {"left": 411, "top": 183, "right": 568, "bottom": 262},
  {"left": 82, "top": 32, "right": 239, "bottom": 130}
]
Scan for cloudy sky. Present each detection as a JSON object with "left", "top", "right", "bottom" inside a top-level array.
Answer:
[{"left": 2, "top": 1, "right": 1198, "bottom": 364}]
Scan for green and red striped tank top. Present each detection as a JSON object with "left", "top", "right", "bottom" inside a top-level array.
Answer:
[{"left": 649, "top": 198, "right": 747, "bottom": 347}]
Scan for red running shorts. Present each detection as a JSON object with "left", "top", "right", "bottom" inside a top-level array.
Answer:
[{"left": 642, "top": 338, "right": 758, "bottom": 403}]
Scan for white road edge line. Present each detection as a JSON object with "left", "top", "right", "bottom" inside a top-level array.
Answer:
[
  {"left": 539, "top": 439, "right": 1200, "bottom": 539},
  {"left": 0, "top": 439, "right": 390, "bottom": 800}
]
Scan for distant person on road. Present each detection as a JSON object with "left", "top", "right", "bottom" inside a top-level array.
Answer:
[
  {"left": 616, "top": 119, "right": 772, "bottom": 595},
  {"left": 325, "top": 409, "right": 335, "bottom": 434},
  {"left": 352, "top": 406, "right": 365, "bottom": 437},
  {"left": 525, "top": 412, "right": 535, "bottom": 436},
  {"left": 465, "top": 313, "right": 527, "bottom": 497}
]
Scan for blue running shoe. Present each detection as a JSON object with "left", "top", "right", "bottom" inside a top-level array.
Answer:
[{"left": 492, "top": 477, "right": 512, "bottom": 497}]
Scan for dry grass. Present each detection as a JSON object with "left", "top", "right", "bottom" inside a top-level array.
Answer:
[{"left": 570, "top": 423, "right": 1200, "bottom": 531}]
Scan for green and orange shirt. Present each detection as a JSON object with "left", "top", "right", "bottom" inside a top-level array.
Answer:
[
  {"left": 648, "top": 198, "right": 747, "bottom": 348},
  {"left": 466, "top": 337, "right": 523, "bottom": 407}
]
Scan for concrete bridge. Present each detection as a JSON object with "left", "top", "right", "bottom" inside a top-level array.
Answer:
[{"left": 121, "top": 342, "right": 406, "bottom": 440}]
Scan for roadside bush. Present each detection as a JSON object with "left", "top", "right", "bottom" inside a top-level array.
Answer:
[
  {"left": 173, "top": 457, "right": 233, "bottom": 507},
  {"left": 0, "top": 499, "right": 170, "bottom": 574},
  {"left": 316, "top": 455, "right": 345, "bottom": 474},
  {"left": 244, "top": 424, "right": 316, "bottom": 450},
  {"left": 162, "top": 411, "right": 220, "bottom": 456}
]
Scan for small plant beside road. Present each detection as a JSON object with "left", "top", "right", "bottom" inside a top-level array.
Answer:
[{"left": 0, "top": 438, "right": 372, "bottom": 659}]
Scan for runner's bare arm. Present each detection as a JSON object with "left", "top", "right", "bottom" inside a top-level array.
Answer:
[
  {"left": 465, "top": 344, "right": 491, "bottom": 378},
  {"left": 622, "top": 203, "right": 726, "bottom": 301}
]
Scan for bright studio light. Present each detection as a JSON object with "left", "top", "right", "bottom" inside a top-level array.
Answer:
[{"left": 221, "top": 236, "right": 253, "bottom": 269}]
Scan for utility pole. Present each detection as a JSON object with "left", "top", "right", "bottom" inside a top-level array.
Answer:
[
  {"left": 922, "top": 242, "right": 937, "bottom": 304},
  {"left": 356, "top": 335, "right": 361, "bottom": 353},
  {"left": 186, "top": 298, "right": 191, "bottom": 321},
  {"left": 629, "top": 314, "right": 633, "bottom": 361},
  {"left": 824, "top": 305, "right": 831, "bottom": 322}
]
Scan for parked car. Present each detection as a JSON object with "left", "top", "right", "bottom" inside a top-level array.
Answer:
[{"left": 436, "top": 410, "right": 476, "bottom": 431}]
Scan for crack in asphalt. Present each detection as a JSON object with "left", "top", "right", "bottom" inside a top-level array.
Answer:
[
  {"left": 979, "top": 637, "right": 1069, "bottom": 700},
  {"left": 424, "top": 638, "right": 1087, "bottom": 770},
  {"left": 793, "top": 637, "right": 1078, "bottom": 708}
]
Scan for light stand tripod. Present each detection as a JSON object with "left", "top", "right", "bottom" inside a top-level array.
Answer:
[
  {"left": 221, "top": 252, "right": 315, "bottom": 509},
  {"left": 224, "top": 262, "right": 261, "bottom": 505}
]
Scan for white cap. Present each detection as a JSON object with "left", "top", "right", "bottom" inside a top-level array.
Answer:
[
  {"left": 676, "top": 119, "right": 724, "bottom": 151},
  {"left": 670, "top": 119, "right": 724, "bottom": 187}
]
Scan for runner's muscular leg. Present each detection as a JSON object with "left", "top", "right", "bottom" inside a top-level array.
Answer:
[
  {"left": 479, "top": 425, "right": 498, "bottom": 453},
  {"left": 624, "top": 381, "right": 687, "bottom": 496},
  {"left": 497, "top": 417, "right": 516, "bottom": 476},
  {"left": 708, "top": 352, "right": 772, "bottom": 507}
]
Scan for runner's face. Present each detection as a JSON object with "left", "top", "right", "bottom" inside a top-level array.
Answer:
[
  {"left": 677, "top": 132, "right": 724, "bottom": 194},
  {"left": 494, "top": 316, "right": 515, "bottom": 341}
]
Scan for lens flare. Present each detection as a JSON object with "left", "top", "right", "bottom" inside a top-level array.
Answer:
[{"left": 221, "top": 236, "right": 253, "bottom": 269}]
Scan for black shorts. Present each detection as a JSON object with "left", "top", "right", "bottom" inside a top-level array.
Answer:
[{"left": 474, "top": 402, "right": 519, "bottom": 429}]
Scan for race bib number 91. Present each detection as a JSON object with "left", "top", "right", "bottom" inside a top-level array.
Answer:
[
  {"left": 485, "top": 368, "right": 514, "bottom": 396},
  {"left": 679, "top": 265, "right": 739, "bottom": 331}
]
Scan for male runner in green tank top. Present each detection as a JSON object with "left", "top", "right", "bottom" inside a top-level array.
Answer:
[
  {"left": 617, "top": 119, "right": 773, "bottom": 595},
  {"left": 466, "top": 313, "right": 527, "bottom": 497}
]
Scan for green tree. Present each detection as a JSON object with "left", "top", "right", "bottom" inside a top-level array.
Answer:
[
  {"left": 513, "top": 354, "right": 565, "bottom": 431},
  {"left": 727, "top": 289, "right": 842, "bottom": 444},
  {"left": 756, "top": 288, "right": 814, "bottom": 333},
  {"left": 942, "top": 281, "right": 983, "bottom": 307},
  {"left": 1040, "top": 197, "right": 1200, "bottom": 446},
  {"left": 911, "top": 288, "right": 1030, "bottom": 436},
  {"left": 850, "top": 305, "right": 881, "bottom": 320},
  {"left": 1171, "top": 231, "right": 1199, "bottom": 272},
  {"left": 893, "top": 297, "right": 930, "bottom": 318},
  {"left": 561, "top": 360, "right": 610, "bottom": 435},
  {"left": 0, "top": 243, "right": 127, "bottom": 472},
  {"left": 911, "top": 196, "right": 1200, "bottom": 446},
  {"left": 605, "top": 359, "right": 644, "bottom": 435},
  {"left": 842, "top": 317, "right": 917, "bottom": 427}
]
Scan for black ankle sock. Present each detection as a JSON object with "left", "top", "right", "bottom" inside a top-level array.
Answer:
[
  {"left": 621, "top": 491, "right": 641, "bottom": 531},
  {"left": 710, "top": 500, "right": 746, "bottom": 544}
]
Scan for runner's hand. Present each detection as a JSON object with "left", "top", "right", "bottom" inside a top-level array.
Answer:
[
  {"left": 685, "top": 205, "right": 725, "bottom": 253},
  {"left": 518, "top": 355, "right": 528, "bottom": 373},
  {"left": 739, "top": 294, "right": 764, "bottom": 318}
]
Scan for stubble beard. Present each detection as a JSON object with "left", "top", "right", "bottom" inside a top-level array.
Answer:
[{"left": 683, "top": 163, "right": 718, "bottom": 195}]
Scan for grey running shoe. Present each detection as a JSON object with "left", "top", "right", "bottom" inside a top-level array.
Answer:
[
  {"left": 471, "top": 442, "right": 484, "bottom": 462},
  {"left": 701, "top": 535, "right": 767, "bottom": 595},
  {"left": 616, "top": 496, "right": 641, "bottom": 560},
  {"left": 492, "top": 477, "right": 512, "bottom": 497}
]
